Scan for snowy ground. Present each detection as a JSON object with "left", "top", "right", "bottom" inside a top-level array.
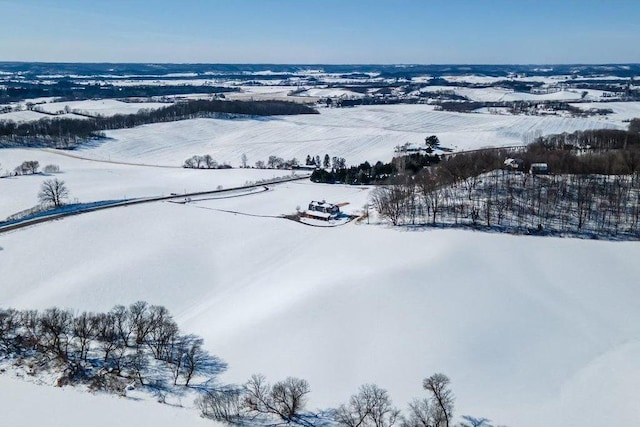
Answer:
[
  {"left": 421, "top": 85, "right": 616, "bottom": 102},
  {"left": 1, "top": 177, "right": 639, "bottom": 427},
  {"left": 1, "top": 100, "right": 639, "bottom": 427},
  {"left": 568, "top": 101, "right": 640, "bottom": 122},
  {"left": 0, "top": 148, "right": 298, "bottom": 218},
  {"left": 34, "top": 99, "right": 172, "bottom": 117},
  {"left": 0, "top": 375, "right": 214, "bottom": 427},
  {"left": 73, "top": 104, "right": 622, "bottom": 167}
]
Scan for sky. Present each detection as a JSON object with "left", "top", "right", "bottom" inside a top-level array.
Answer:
[{"left": 0, "top": 0, "right": 639, "bottom": 64}]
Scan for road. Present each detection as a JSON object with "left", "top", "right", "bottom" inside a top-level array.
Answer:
[{"left": 0, "top": 174, "right": 310, "bottom": 235}]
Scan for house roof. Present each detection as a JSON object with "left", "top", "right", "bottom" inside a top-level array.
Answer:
[{"left": 310, "top": 201, "right": 338, "bottom": 209}]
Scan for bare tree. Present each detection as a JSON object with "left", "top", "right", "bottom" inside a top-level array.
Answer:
[
  {"left": 198, "top": 388, "right": 253, "bottom": 423},
  {"left": 43, "top": 164, "right": 60, "bottom": 174},
  {"left": 129, "top": 301, "right": 152, "bottom": 347},
  {"left": 241, "top": 153, "right": 248, "bottom": 168},
  {"left": 110, "top": 305, "right": 132, "bottom": 347},
  {"left": 203, "top": 154, "right": 218, "bottom": 169},
  {"left": 72, "top": 311, "right": 96, "bottom": 361},
  {"left": 244, "top": 374, "right": 311, "bottom": 422},
  {"left": 20, "top": 160, "right": 40, "bottom": 175},
  {"left": 335, "top": 384, "right": 400, "bottom": 427},
  {"left": 371, "top": 185, "right": 407, "bottom": 226},
  {"left": 423, "top": 374, "right": 454, "bottom": 427},
  {"left": 183, "top": 157, "right": 197, "bottom": 168},
  {"left": 38, "top": 178, "right": 69, "bottom": 208},
  {"left": 270, "top": 377, "right": 311, "bottom": 421},
  {"left": 38, "top": 307, "right": 73, "bottom": 359},
  {"left": 401, "top": 398, "right": 432, "bottom": 427}
]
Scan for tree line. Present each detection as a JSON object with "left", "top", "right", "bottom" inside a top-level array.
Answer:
[
  {"left": 310, "top": 153, "right": 439, "bottom": 185},
  {"left": 0, "top": 99, "right": 318, "bottom": 149},
  {"left": 1, "top": 302, "right": 497, "bottom": 426},
  {"left": 0, "top": 82, "right": 235, "bottom": 104},
  {"left": 0, "top": 302, "right": 226, "bottom": 394},
  {"left": 198, "top": 372, "right": 465, "bottom": 427},
  {"left": 368, "top": 128, "right": 640, "bottom": 239}
]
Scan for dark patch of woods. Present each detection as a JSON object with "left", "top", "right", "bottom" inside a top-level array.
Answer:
[
  {"left": 0, "top": 99, "right": 318, "bottom": 149},
  {"left": 311, "top": 153, "right": 438, "bottom": 184},
  {"left": 366, "top": 127, "right": 640, "bottom": 239},
  {"left": 0, "top": 82, "right": 235, "bottom": 104}
]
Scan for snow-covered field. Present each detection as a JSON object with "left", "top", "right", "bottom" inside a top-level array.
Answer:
[
  {"left": 76, "top": 105, "right": 621, "bottom": 167},
  {"left": 569, "top": 101, "right": 640, "bottom": 122},
  {"left": 0, "top": 148, "right": 298, "bottom": 218},
  {"left": 0, "top": 375, "right": 213, "bottom": 427},
  {"left": 1, "top": 99, "right": 639, "bottom": 427},
  {"left": 0, "top": 109, "right": 54, "bottom": 122},
  {"left": 421, "top": 86, "right": 610, "bottom": 102},
  {"left": 1, "top": 177, "right": 639, "bottom": 427},
  {"left": 35, "top": 99, "right": 172, "bottom": 117}
]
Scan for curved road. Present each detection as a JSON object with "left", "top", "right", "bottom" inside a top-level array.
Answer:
[{"left": 0, "top": 174, "right": 310, "bottom": 235}]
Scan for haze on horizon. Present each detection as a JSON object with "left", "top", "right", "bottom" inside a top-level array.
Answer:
[{"left": 1, "top": 0, "right": 639, "bottom": 65}]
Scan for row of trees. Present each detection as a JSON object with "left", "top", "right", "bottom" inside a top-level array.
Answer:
[
  {"left": 254, "top": 155, "right": 301, "bottom": 169},
  {"left": 183, "top": 154, "right": 231, "bottom": 169},
  {"left": 4, "top": 160, "right": 61, "bottom": 177},
  {"left": 305, "top": 154, "right": 347, "bottom": 170},
  {"left": 311, "top": 160, "right": 397, "bottom": 184},
  {"left": 533, "top": 128, "right": 640, "bottom": 152},
  {"left": 0, "top": 99, "right": 318, "bottom": 149},
  {"left": 1, "top": 302, "right": 485, "bottom": 426},
  {"left": 368, "top": 138, "right": 640, "bottom": 238},
  {"left": 372, "top": 169, "right": 640, "bottom": 238},
  {"left": 0, "top": 302, "right": 226, "bottom": 393},
  {"left": 0, "top": 81, "right": 235, "bottom": 104},
  {"left": 367, "top": 128, "right": 640, "bottom": 238},
  {"left": 198, "top": 373, "right": 465, "bottom": 427}
]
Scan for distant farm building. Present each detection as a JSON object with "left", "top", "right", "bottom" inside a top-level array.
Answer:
[
  {"left": 529, "top": 163, "right": 549, "bottom": 175},
  {"left": 504, "top": 158, "right": 524, "bottom": 171},
  {"left": 305, "top": 201, "right": 341, "bottom": 220}
]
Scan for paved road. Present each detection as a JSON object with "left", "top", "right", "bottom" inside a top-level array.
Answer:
[{"left": 0, "top": 174, "right": 310, "bottom": 235}]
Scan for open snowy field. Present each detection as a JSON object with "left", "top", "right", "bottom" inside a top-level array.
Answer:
[
  {"left": 0, "top": 109, "right": 55, "bottom": 123},
  {"left": 1, "top": 177, "right": 639, "bottom": 427},
  {"left": 74, "top": 104, "right": 621, "bottom": 167},
  {"left": 420, "top": 86, "right": 611, "bottom": 102},
  {"left": 35, "top": 99, "right": 173, "bottom": 117},
  {"left": 1, "top": 98, "right": 638, "bottom": 427},
  {"left": 0, "top": 148, "right": 298, "bottom": 218},
  {"left": 569, "top": 101, "right": 640, "bottom": 122},
  {"left": 0, "top": 375, "right": 214, "bottom": 427}
]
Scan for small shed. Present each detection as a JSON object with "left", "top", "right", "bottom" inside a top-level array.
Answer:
[{"left": 529, "top": 163, "right": 549, "bottom": 175}]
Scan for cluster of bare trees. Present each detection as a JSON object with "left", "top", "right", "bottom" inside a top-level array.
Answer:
[
  {"left": 3, "top": 160, "right": 60, "bottom": 177},
  {"left": 1, "top": 301, "right": 486, "bottom": 426},
  {"left": 369, "top": 133, "right": 640, "bottom": 239},
  {"left": 0, "top": 302, "right": 226, "bottom": 394},
  {"left": 372, "top": 169, "right": 640, "bottom": 238},
  {"left": 534, "top": 128, "right": 640, "bottom": 151},
  {"left": 198, "top": 373, "right": 467, "bottom": 427},
  {"left": 183, "top": 154, "right": 231, "bottom": 169},
  {"left": 13, "top": 160, "right": 40, "bottom": 175},
  {"left": 254, "top": 155, "right": 300, "bottom": 169}
]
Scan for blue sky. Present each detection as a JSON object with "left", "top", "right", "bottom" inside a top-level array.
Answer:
[{"left": 1, "top": 0, "right": 638, "bottom": 64}]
